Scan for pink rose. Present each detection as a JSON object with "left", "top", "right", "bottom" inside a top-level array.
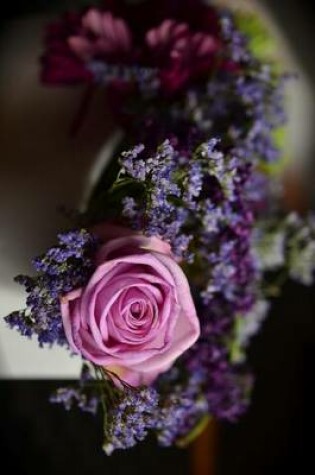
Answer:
[{"left": 61, "top": 228, "right": 200, "bottom": 386}]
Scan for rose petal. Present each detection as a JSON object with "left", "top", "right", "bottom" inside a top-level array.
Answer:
[
  {"left": 126, "top": 252, "right": 200, "bottom": 373},
  {"left": 60, "top": 232, "right": 200, "bottom": 383}
]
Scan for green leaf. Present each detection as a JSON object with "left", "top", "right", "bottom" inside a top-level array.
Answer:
[
  {"left": 235, "top": 11, "right": 276, "bottom": 63},
  {"left": 258, "top": 127, "right": 289, "bottom": 177},
  {"left": 176, "top": 414, "right": 211, "bottom": 448}
]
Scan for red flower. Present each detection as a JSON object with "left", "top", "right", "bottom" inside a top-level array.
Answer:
[
  {"left": 68, "top": 9, "right": 133, "bottom": 63},
  {"left": 41, "top": 1, "right": 222, "bottom": 93},
  {"left": 146, "top": 19, "right": 219, "bottom": 92},
  {"left": 41, "top": 12, "right": 92, "bottom": 85}
]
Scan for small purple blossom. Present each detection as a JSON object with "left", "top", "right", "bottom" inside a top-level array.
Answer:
[
  {"left": 103, "top": 387, "right": 159, "bottom": 454},
  {"left": 155, "top": 378, "right": 209, "bottom": 446},
  {"left": 220, "top": 12, "right": 251, "bottom": 63},
  {"left": 121, "top": 140, "right": 191, "bottom": 258},
  {"left": 50, "top": 387, "right": 99, "bottom": 414},
  {"left": 87, "top": 61, "right": 160, "bottom": 94},
  {"left": 4, "top": 229, "right": 99, "bottom": 347}
]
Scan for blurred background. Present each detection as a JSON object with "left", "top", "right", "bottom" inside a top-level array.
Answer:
[{"left": 0, "top": 1, "right": 314, "bottom": 473}]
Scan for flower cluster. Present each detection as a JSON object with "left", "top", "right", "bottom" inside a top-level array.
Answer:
[
  {"left": 103, "top": 386, "right": 159, "bottom": 454},
  {"left": 121, "top": 140, "right": 191, "bottom": 258},
  {"left": 5, "top": 230, "right": 98, "bottom": 346},
  {"left": 121, "top": 138, "right": 259, "bottom": 312},
  {"left": 42, "top": 1, "right": 286, "bottom": 167},
  {"left": 41, "top": 0, "right": 221, "bottom": 94},
  {"left": 4, "top": 0, "right": 315, "bottom": 456}
]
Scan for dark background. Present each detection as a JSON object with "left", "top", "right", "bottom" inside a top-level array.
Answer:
[
  {"left": 1, "top": 2, "right": 315, "bottom": 474},
  {"left": 1, "top": 281, "right": 314, "bottom": 474}
]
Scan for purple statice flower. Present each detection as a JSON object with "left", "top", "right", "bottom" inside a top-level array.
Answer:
[
  {"left": 184, "top": 306, "right": 253, "bottom": 422},
  {"left": 220, "top": 12, "right": 251, "bottom": 64},
  {"left": 4, "top": 310, "right": 33, "bottom": 338},
  {"left": 116, "top": 133, "right": 262, "bottom": 433},
  {"left": 206, "top": 366, "right": 253, "bottom": 421},
  {"left": 184, "top": 161, "right": 204, "bottom": 208},
  {"left": 173, "top": 26, "right": 287, "bottom": 172},
  {"left": 103, "top": 387, "right": 159, "bottom": 455},
  {"left": 50, "top": 364, "right": 100, "bottom": 415},
  {"left": 87, "top": 61, "right": 160, "bottom": 95},
  {"left": 155, "top": 311, "right": 252, "bottom": 435},
  {"left": 186, "top": 141, "right": 260, "bottom": 314},
  {"left": 4, "top": 229, "right": 99, "bottom": 347},
  {"left": 230, "top": 70, "right": 288, "bottom": 164},
  {"left": 120, "top": 143, "right": 146, "bottom": 181},
  {"left": 199, "top": 139, "right": 238, "bottom": 200},
  {"left": 121, "top": 140, "right": 193, "bottom": 258},
  {"left": 242, "top": 170, "right": 270, "bottom": 210},
  {"left": 121, "top": 196, "right": 138, "bottom": 221},
  {"left": 202, "top": 234, "right": 258, "bottom": 310},
  {"left": 155, "top": 372, "right": 209, "bottom": 446},
  {"left": 119, "top": 137, "right": 260, "bottom": 316},
  {"left": 202, "top": 203, "right": 223, "bottom": 233},
  {"left": 50, "top": 387, "right": 99, "bottom": 414}
]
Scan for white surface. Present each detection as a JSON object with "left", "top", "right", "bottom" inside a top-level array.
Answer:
[
  {"left": 0, "top": 16, "right": 117, "bottom": 378},
  {"left": 0, "top": 132, "right": 120, "bottom": 378},
  {"left": 0, "top": 286, "right": 81, "bottom": 378}
]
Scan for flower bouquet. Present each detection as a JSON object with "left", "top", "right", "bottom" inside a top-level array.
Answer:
[{"left": 5, "top": 0, "right": 315, "bottom": 454}]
